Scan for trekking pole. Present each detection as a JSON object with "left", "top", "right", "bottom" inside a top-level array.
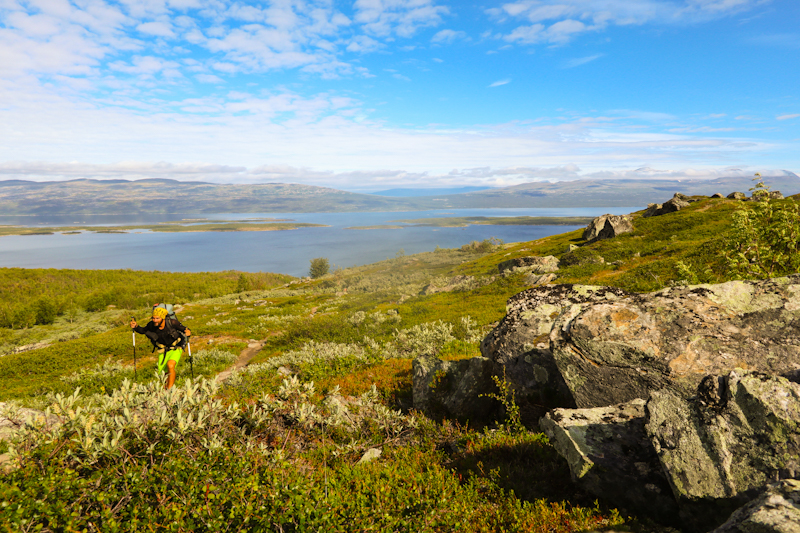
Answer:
[
  {"left": 131, "top": 317, "right": 137, "bottom": 381},
  {"left": 188, "top": 337, "right": 194, "bottom": 379}
]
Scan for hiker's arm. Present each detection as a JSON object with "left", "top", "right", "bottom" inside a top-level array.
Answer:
[
  {"left": 173, "top": 320, "right": 191, "bottom": 337},
  {"left": 131, "top": 321, "right": 150, "bottom": 334}
]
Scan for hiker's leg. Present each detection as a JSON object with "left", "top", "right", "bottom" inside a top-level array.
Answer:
[{"left": 166, "top": 359, "right": 177, "bottom": 389}]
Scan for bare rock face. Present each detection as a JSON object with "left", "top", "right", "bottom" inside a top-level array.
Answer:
[
  {"left": 540, "top": 399, "right": 680, "bottom": 525},
  {"left": 498, "top": 255, "right": 559, "bottom": 274},
  {"left": 711, "top": 479, "right": 800, "bottom": 533},
  {"left": 646, "top": 371, "right": 800, "bottom": 531},
  {"left": 582, "top": 214, "right": 634, "bottom": 241},
  {"left": 549, "top": 277, "right": 800, "bottom": 408},
  {"left": 481, "top": 285, "right": 632, "bottom": 409},
  {"left": 412, "top": 355, "right": 497, "bottom": 423}
]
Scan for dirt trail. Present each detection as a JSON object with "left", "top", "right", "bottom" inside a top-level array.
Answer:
[{"left": 215, "top": 339, "right": 268, "bottom": 383}]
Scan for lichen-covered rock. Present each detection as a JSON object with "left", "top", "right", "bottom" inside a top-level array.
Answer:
[
  {"left": 711, "top": 479, "right": 800, "bottom": 533},
  {"left": 582, "top": 214, "right": 633, "bottom": 241},
  {"left": 540, "top": 399, "right": 679, "bottom": 525},
  {"left": 643, "top": 194, "right": 692, "bottom": 217},
  {"left": 498, "top": 255, "right": 559, "bottom": 274},
  {"left": 481, "top": 285, "right": 633, "bottom": 410},
  {"left": 548, "top": 276, "right": 800, "bottom": 407},
  {"left": 646, "top": 371, "right": 800, "bottom": 531},
  {"left": 728, "top": 192, "right": 746, "bottom": 200},
  {"left": 524, "top": 272, "right": 557, "bottom": 286},
  {"left": 712, "top": 193, "right": 725, "bottom": 199},
  {"left": 412, "top": 355, "right": 497, "bottom": 422}
]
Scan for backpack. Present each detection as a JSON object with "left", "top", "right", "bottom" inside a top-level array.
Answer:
[{"left": 152, "top": 303, "right": 187, "bottom": 349}]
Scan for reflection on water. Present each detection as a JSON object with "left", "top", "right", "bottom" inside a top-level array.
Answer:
[{"left": 0, "top": 208, "right": 640, "bottom": 277}]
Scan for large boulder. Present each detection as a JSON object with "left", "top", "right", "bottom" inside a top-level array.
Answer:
[
  {"left": 646, "top": 371, "right": 800, "bottom": 531},
  {"left": 498, "top": 255, "right": 559, "bottom": 274},
  {"left": 481, "top": 285, "right": 632, "bottom": 410},
  {"left": 582, "top": 215, "right": 633, "bottom": 241},
  {"left": 711, "top": 479, "right": 800, "bottom": 533},
  {"left": 643, "top": 194, "right": 693, "bottom": 218},
  {"left": 728, "top": 192, "right": 746, "bottom": 200},
  {"left": 548, "top": 276, "right": 800, "bottom": 408},
  {"left": 540, "top": 399, "right": 679, "bottom": 525},
  {"left": 412, "top": 355, "right": 497, "bottom": 423}
]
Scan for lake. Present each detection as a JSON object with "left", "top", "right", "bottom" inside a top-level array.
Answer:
[{"left": 0, "top": 208, "right": 640, "bottom": 277}]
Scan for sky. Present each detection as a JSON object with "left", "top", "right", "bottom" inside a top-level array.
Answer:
[{"left": 0, "top": 0, "right": 799, "bottom": 191}]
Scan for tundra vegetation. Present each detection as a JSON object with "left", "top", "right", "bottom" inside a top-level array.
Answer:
[{"left": 1, "top": 190, "right": 798, "bottom": 532}]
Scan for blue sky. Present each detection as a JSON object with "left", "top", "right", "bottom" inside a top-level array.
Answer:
[{"left": 0, "top": 0, "right": 798, "bottom": 190}]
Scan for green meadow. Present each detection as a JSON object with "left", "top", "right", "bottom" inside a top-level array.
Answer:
[{"left": 1, "top": 193, "right": 798, "bottom": 532}]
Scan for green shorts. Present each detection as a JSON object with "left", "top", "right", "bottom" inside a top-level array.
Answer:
[{"left": 158, "top": 348, "right": 182, "bottom": 373}]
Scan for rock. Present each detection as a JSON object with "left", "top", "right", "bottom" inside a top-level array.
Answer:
[
  {"left": 643, "top": 194, "right": 695, "bottom": 218},
  {"left": 524, "top": 273, "right": 557, "bottom": 286},
  {"left": 412, "top": 355, "right": 497, "bottom": 422},
  {"left": 566, "top": 244, "right": 579, "bottom": 253},
  {"left": 583, "top": 215, "right": 634, "bottom": 241},
  {"left": 646, "top": 371, "right": 800, "bottom": 531},
  {"left": 712, "top": 193, "right": 725, "bottom": 199},
  {"left": 548, "top": 277, "right": 800, "bottom": 408},
  {"left": 769, "top": 190, "right": 785, "bottom": 200},
  {"left": 356, "top": 448, "right": 382, "bottom": 464},
  {"left": 540, "top": 399, "right": 679, "bottom": 525},
  {"left": 728, "top": 192, "right": 746, "bottom": 200},
  {"left": 481, "top": 285, "right": 632, "bottom": 410},
  {"left": 0, "top": 402, "right": 61, "bottom": 442},
  {"left": 498, "top": 256, "right": 560, "bottom": 274},
  {"left": 749, "top": 191, "right": 786, "bottom": 202},
  {"left": 711, "top": 479, "right": 800, "bottom": 533}
]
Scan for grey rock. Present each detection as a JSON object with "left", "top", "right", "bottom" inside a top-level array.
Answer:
[
  {"left": 524, "top": 272, "right": 557, "bottom": 286},
  {"left": 728, "top": 192, "right": 747, "bottom": 200},
  {"left": 643, "top": 194, "right": 694, "bottom": 218},
  {"left": 547, "top": 277, "right": 800, "bottom": 408},
  {"left": 356, "top": 448, "right": 382, "bottom": 464},
  {"left": 646, "top": 371, "right": 800, "bottom": 531},
  {"left": 0, "top": 402, "right": 61, "bottom": 442},
  {"left": 412, "top": 354, "right": 497, "bottom": 422},
  {"left": 540, "top": 399, "right": 679, "bottom": 525},
  {"left": 481, "top": 285, "right": 632, "bottom": 410},
  {"left": 712, "top": 193, "right": 725, "bottom": 199},
  {"left": 711, "top": 479, "right": 800, "bottom": 533},
  {"left": 498, "top": 255, "right": 560, "bottom": 274},
  {"left": 583, "top": 214, "right": 634, "bottom": 241}
]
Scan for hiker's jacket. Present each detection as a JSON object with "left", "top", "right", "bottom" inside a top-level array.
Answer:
[{"left": 134, "top": 319, "right": 188, "bottom": 348}]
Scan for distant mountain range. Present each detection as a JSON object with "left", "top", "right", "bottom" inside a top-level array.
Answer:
[{"left": 0, "top": 174, "right": 798, "bottom": 215}]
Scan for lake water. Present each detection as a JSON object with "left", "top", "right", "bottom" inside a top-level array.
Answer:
[{"left": 0, "top": 208, "right": 640, "bottom": 277}]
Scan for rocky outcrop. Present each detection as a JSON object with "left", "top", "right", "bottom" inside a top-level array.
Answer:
[
  {"left": 412, "top": 354, "right": 497, "bottom": 422},
  {"left": 728, "top": 192, "right": 746, "bottom": 200},
  {"left": 582, "top": 215, "right": 633, "bottom": 241},
  {"left": 481, "top": 285, "right": 632, "bottom": 410},
  {"left": 549, "top": 277, "right": 800, "bottom": 408},
  {"left": 541, "top": 370, "right": 800, "bottom": 532},
  {"left": 482, "top": 276, "right": 800, "bottom": 410},
  {"left": 540, "top": 399, "right": 680, "bottom": 525},
  {"left": 712, "top": 193, "right": 725, "bottom": 199},
  {"left": 498, "top": 255, "right": 559, "bottom": 274},
  {"left": 647, "top": 371, "right": 800, "bottom": 531},
  {"left": 643, "top": 193, "right": 694, "bottom": 218},
  {"left": 711, "top": 479, "right": 800, "bottom": 533},
  {"left": 524, "top": 272, "right": 557, "bottom": 286}
]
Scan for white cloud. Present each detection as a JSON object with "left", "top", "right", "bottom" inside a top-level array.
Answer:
[
  {"left": 777, "top": 114, "right": 800, "bottom": 121},
  {"left": 492, "top": 0, "right": 770, "bottom": 46},
  {"left": 136, "top": 21, "right": 175, "bottom": 38},
  {"left": 562, "top": 53, "right": 603, "bottom": 68},
  {"left": 489, "top": 79, "right": 511, "bottom": 87},
  {"left": 354, "top": 0, "right": 449, "bottom": 38},
  {"left": 431, "top": 29, "right": 466, "bottom": 44}
]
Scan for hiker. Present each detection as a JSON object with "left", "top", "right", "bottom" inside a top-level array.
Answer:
[{"left": 130, "top": 307, "right": 191, "bottom": 389}]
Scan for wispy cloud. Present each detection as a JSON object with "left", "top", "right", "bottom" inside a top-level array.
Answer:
[
  {"left": 431, "top": 29, "right": 467, "bottom": 44},
  {"left": 562, "top": 54, "right": 603, "bottom": 68},
  {"left": 489, "top": 79, "right": 511, "bottom": 87},
  {"left": 777, "top": 114, "right": 800, "bottom": 121}
]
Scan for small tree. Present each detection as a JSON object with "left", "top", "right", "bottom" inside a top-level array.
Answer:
[
  {"left": 309, "top": 257, "right": 330, "bottom": 279},
  {"left": 725, "top": 173, "right": 800, "bottom": 279}
]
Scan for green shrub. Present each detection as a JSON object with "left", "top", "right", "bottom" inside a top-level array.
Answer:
[{"left": 309, "top": 257, "right": 330, "bottom": 278}]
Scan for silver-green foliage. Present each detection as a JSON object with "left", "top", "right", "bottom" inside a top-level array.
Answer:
[{"left": 5, "top": 375, "right": 415, "bottom": 467}]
